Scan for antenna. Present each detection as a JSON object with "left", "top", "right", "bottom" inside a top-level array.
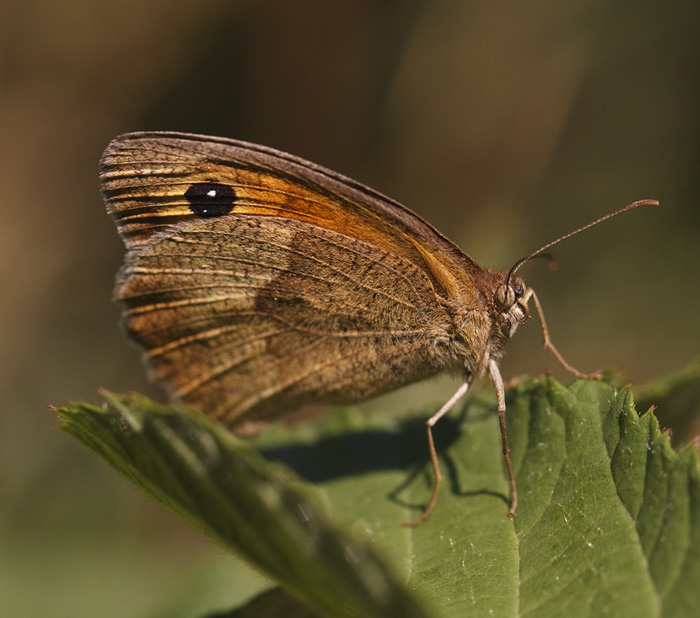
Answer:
[{"left": 505, "top": 199, "right": 659, "bottom": 287}]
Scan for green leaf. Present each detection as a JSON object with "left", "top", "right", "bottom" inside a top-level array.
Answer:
[
  {"left": 56, "top": 375, "right": 700, "bottom": 617},
  {"left": 56, "top": 393, "right": 429, "bottom": 618}
]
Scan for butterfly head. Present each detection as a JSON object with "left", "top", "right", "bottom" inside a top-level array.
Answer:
[{"left": 492, "top": 274, "right": 530, "bottom": 340}]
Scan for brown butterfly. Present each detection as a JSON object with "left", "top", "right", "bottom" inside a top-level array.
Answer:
[{"left": 100, "top": 132, "right": 656, "bottom": 525}]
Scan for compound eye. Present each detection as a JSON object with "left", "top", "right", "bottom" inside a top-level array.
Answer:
[{"left": 495, "top": 284, "right": 516, "bottom": 309}]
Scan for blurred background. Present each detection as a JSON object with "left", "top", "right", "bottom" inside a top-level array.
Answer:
[{"left": 2, "top": 1, "right": 699, "bottom": 616}]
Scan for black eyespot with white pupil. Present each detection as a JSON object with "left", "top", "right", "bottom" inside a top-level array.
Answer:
[{"left": 184, "top": 182, "right": 237, "bottom": 217}]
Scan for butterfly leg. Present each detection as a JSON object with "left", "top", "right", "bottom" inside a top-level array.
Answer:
[
  {"left": 488, "top": 359, "right": 517, "bottom": 518},
  {"left": 525, "top": 288, "right": 601, "bottom": 380},
  {"left": 402, "top": 381, "right": 470, "bottom": 527}
]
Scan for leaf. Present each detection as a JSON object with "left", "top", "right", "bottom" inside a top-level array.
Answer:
[
  {"left": 56, "top": 374, "right": 700, "bottom": 617},
  {"left": 55, "top": 393, "right": 429, "bottom": 618}
]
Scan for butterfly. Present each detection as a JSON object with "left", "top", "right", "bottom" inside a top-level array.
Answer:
[{"left": 100, "top": 131, "right": 656, "bottom": 524}]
